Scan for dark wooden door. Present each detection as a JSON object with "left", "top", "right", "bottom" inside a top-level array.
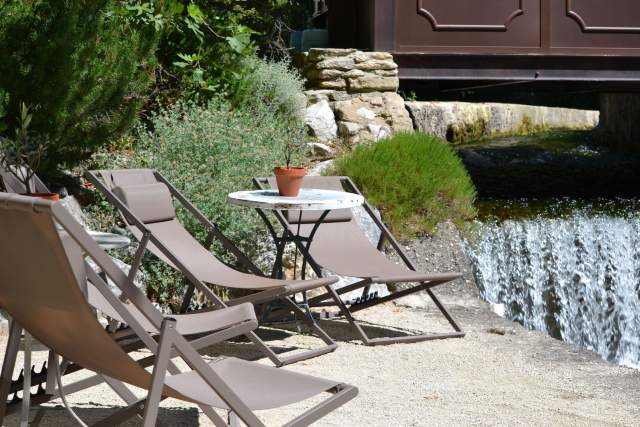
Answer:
[
  {"left": 395, "top": 0, "right": 540, "bottom": 52},
  {"left": 392, "top": 0, "right": 640, "bottom": 55},
  {"left": 549, "top": 0, "right": 640, "bottom": 53}
]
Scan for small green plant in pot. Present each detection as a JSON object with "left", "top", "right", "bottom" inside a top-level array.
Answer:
[
  {"left": 274, "top": 139, "right": 305, "bottom": 197},
  {"left": 0, "top": 103, "right": 58, "bottom": 201}
]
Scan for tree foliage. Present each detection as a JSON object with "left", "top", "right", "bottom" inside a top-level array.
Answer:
[
  {"left": 0, "top": 0, "right": 160, "bottom": 175},
  {"left": 113, "top": 0, "right": 304, "bottom": 102}
]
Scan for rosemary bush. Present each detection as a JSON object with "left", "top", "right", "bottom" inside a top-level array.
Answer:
[
  {"left": 329, "top": 132, "right": 477, "bottom": 238},
  {"left": 88, "top": 58, "right": 307, "bottom": 303}
]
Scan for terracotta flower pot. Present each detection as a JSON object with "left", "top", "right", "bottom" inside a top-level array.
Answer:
[
  {"left": 273, "top": 166, "right": 306, "bottom": 197},
  {"left": 23, "top": 192, "right": 60, "bottom": 202}
]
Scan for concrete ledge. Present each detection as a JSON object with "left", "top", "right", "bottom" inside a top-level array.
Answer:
[{"left": 406, "top": 101, "right": 600, "bottom": 142}]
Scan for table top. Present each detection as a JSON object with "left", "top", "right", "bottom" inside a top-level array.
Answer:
[
  {"left": 228, "top": 188, "right": 364, "bottom": 211},
  {"left": 88, "top": 231, "right": 131, "bottom": 250}
]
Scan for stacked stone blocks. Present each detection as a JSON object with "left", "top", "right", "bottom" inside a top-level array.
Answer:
[{"left": 302, "top": 48, "right": 413, "bottom": 157}]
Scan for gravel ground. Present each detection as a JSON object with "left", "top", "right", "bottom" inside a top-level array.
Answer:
[{"left": 2, "top": 223, "right": 639, "bottom": 426}]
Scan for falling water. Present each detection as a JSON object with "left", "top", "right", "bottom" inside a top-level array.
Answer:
[{"left": 465, "top": 204, "right": 640, "bottom": 369}]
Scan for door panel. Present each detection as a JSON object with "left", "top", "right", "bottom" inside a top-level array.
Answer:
[
  {"left": 550, "top": 0, "right": 640, "bottom": 50},
  {"left": 390, "top": 0, "right": 640, "bottom": 55},
  {"left": 395, "top": 0, "right": 540, "bottom": 52}
]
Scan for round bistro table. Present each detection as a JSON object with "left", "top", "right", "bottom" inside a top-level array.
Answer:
[
  {"left": 228, "top": 188, "right": 364, "bottom": 279},
  {"left": 229, "top": 188, "right": 364, "bottom": 321}
]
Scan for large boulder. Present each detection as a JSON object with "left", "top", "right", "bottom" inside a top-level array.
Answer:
[
  {"left": 333, "top": 93, "right": 412, "bottom": 144},
  {"left": 381, "top": 93, "right": 414, "bottom": 132},
  {"left": 305, "top": 99, "right": 337, "bottom": 142},
  {"left": 334, "top": 100, "right": 375, "bottom": 125}
]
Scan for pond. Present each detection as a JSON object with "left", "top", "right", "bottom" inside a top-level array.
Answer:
[{"left": 460, "top": 132, "right": 640, "bottom": 369}]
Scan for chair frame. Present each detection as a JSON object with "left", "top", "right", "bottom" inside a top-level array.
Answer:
[
  {"left": 0, "top": 169, "right": 159, "bottom": 420},
  {"left": 86, "top": 169, "right": 345, "bottom": 366},
  {"left": 254, "top": 176, "right": 465, "bottom": 346}
]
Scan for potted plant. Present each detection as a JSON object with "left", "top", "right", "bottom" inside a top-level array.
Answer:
[
  {"left": 274, "top": 139, "right": 306, "bottom": 197},
  {"left": 0, "top": 103, "right": 58, "bottom": 201}
]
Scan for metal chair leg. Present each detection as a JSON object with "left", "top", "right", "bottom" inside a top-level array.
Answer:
[
  {"left": 142, "top": 318, "right": 176, "bottom": 427},
  {"left": 20, "top": 331, "right": 32, "bottom": 427},
  {"left": 229, "top": 411, "right": 241, "bottom": 427},
  {"left": 0, "top": 320, "right": 22, "bottom": 423},
  {"left": 324, "top": 283, "right": 465, "bottom": 345}
]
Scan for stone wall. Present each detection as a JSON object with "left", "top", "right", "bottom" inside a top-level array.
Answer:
[
  {"left": 301, "top": 49, "right": 602, "bottom": 158},
  {"left": 302, "top": 48, "right": 413, "bottom": 157},
  {"left": 407, "top": 101, "right": 600, "bottom": 143}
]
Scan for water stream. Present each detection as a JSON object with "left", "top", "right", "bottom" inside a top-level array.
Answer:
[
  {"left": 464, "top": 200, "right": 640, "bottom": 368},
  {"left": 459, "top": 132, "right": 640, "bottom": 369}
]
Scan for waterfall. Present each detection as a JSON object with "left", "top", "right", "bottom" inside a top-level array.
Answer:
[{"left": 465, "top": 212, "right": 640, "bottom": 369}]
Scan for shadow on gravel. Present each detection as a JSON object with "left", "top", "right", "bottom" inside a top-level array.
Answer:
[{"left": 3, "top": 406, "right": 199, "bottom": 426}]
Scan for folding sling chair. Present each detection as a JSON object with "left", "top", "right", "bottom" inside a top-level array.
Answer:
[
  {"left": 254, "top": 176, "right": 465, "bottom": 346},
  {"left": 0, "top": 168, "right": 293, "bottom": 418},
  {"left": 0, "top": 165, "right": 232, "bottom": 413},
  {"left": 0, "top": 166, "right": 153, "bottom": 418},
  {"left": 86, "top": 169, "right": 347, "bottom": 367},
  {"left": 0, "top": 193, "right": 358, "bottom": 427}
]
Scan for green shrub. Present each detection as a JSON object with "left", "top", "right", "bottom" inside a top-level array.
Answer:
[
  {"left": 130, "top": 58, "right": 306, "bottom": 256},
  {"left": 136, "top": 98, "right": 304, "bottom": 250},
  {"left": 118, "top": 0, "right": 305, "bottom": 102},
  {"left": 230, "top": 56, "right": 306, "bottom": 125},
  {"left": 329, "top": 132, "right": 477, "bottom": 237},
  {"left": 87, "top": 56, "right": 307, "bottom": 304},
  {"left": 0, "top": 1, "right": 159, "bottom": 175}
]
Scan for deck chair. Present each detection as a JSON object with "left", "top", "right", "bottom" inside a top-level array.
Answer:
[
  {"left": 0, "top": 165, "right": 173, "bottom": 338},
  {"left": 86, "top": 169, "right": 346, "bottom": 367},
  {"left": 0, "top": 193, "right": 358, "bottom": 426},
  {"left": 0, "top": 166, "right": 158, "bottom": 418},
  {"left": 0, "top": 167, "right": 288, "bottom": 418},
  {"left": 253, "top": 176, "right": 465, "bottom": 346}
]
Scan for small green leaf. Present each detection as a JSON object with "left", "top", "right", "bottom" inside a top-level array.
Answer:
[
  {"left": 226, "top": 33, "right": 252, "bottom": 54},
  {"left": 187, "top": 4, "right": 204, "bottom": 21},
  {"left": 166, "top": 0, "right": 184, "bottom": 15},
  {"left": 192, "top": 68, "right": 204, "bottom": 83}
]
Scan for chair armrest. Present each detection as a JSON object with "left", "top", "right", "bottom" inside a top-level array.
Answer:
[
  {"left": 173, "top": 303, "right": 257, "bottom": 336},
  {"left": 282, "top": 277, "right": 339, "bottom": 295}
]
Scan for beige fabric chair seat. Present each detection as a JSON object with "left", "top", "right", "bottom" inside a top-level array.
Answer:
[
  {"left": 143, "top": 220, "right": 334, "bottom": 291},
  {"left": 167, "top": 357, "right": 337, "bottom": 410}
]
